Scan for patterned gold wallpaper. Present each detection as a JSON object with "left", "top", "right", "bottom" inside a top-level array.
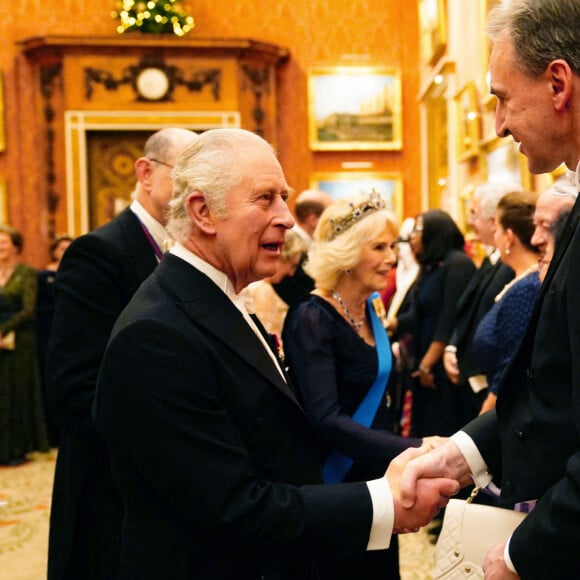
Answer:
[{"left": 0, "top": 0, "right": 421, "bottom": 265}]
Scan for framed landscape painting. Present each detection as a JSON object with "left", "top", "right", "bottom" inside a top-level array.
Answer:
[
  {"left": 308, "top": 67, "right": 402, "bottom": 151},
  {"left": 481, "top": 136, "right": 532, "bottom": 189},
  {"left": 310, "top": 171, "right": 403, "bottom": 221}
]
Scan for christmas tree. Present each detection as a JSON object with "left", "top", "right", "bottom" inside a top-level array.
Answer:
[{"left": 113, "top": 0, "right": 195, "bottom": 36}]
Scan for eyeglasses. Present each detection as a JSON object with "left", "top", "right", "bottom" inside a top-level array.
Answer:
[{"left": 148, "top": 158, "right": 174, "bottom": 170}]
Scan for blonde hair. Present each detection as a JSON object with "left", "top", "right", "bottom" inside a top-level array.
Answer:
[
  {"left": 281, "top": 229, "right": 307, "bottom": 262},
  {"left": 305, "top": 193, "right": 398, "bottom": 291}
]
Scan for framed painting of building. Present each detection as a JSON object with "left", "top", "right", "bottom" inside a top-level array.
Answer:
[
  {"left": 310, "top": 171, "right": 403, "bottom": 221},
  {"left": 308, "top": 67, "right": 402, "bottom": 151},
  {"left": 481, "top": 136, "right": 532, "bottom": 189}
]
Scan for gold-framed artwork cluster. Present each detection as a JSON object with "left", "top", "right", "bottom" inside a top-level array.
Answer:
[
  {"left": 307, "top": 66, "right": 402, "bottom": 151},
  {"left": 455, "top": 82, "right": 481, "bottom": 161},
  {"left": 419, "top": 0, "right": 447, "bottom": 66},
  {"left": 310, "top": 171, "right": 404, "bottom": 222}
]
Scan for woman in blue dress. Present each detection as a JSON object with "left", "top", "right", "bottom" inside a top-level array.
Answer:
[
  {"left": 473, "top": 190, "right": 541, "bottom": 414},
  {"left": 283, "top": 192, "right": 442, "bottom": 580}
]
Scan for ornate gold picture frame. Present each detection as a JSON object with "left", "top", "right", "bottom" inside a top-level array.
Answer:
[
  {"left": 310, "top": 171, "right": 404, "bottom": 222},
  {"left": 308, "top": 67, "right": 403, "bottom": 151},
  {"left": 455, "top": 82, "right": 481, "bottom": 161},
  {"left": 481, "top": 136, "right": 532, "bottom": 190},
  {"left": 419, "top": 0, "right": 447, "bottom": 66}
]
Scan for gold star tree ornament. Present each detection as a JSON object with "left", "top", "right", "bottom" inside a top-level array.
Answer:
[{"left": 112, "top": 0, "right": 195, "bottom": 36}]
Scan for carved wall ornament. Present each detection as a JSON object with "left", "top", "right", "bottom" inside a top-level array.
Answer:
[{"left": 84, "top": 56, "right": 221, "bottom": 102}]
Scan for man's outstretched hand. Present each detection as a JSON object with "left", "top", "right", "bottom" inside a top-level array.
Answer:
[
  {"left": 386, "top": 446, "right": 460, "bottom": 532},
  {"left": 398, "top": 440, "right": 473, "bottom": 509}
]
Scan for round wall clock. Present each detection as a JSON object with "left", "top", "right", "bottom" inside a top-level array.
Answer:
[{"left": 135, "top": 67, "right": 170, "bottom": 101}]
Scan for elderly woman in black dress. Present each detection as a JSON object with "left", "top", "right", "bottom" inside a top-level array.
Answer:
[{"left": 283, "top": 192, "right": 442, "bottom": 580}]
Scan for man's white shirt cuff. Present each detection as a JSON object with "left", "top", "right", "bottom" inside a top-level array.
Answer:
[
  {"left": 450, "top": 431, "right": 493, "bottom": 489},
  {"left": 503, "top": 537, "right": 518, "bottom": 574},
  {"left": 366, "top": 478, "right": 394, "bottom": 550}
]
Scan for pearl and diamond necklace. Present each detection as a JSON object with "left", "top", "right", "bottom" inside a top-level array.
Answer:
[{"left": 332, "top": 290, "right": 366, "bottom": 333}]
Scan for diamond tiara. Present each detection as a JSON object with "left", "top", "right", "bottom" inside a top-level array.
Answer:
[{"left": 326, "top": 190, "right": 386, "bottom": 242}]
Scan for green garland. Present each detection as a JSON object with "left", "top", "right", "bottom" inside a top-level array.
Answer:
[{"left": 113, "top": 0, "right": 195, "bottom": 36}]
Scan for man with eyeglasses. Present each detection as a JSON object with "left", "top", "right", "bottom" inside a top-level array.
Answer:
[
  {"left": 531, "top": 177, "right": 577, "bottom": 273},
  {"left": 46, "top": 128, "right": 198, "bottom": 580}
]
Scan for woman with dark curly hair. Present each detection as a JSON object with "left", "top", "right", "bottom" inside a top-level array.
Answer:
[{"left": 388, "top": 209, "right": 476, "bottom": 437}]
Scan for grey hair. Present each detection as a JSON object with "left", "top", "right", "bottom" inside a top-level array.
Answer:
[
  {"left": 474, "top": 181, "right": 523, "bottom": 219},
  {"left": 549, "top": 175, "right": 578, "bottom": 200},
  {"left": 143, "top": 128, "right": 198, "bottom": 165},
  {"left": 487, "top": 0, "right": 580, "bottom": 76},
  {"left": 166, "top": 128, "right": 274, "bottom": 243}
]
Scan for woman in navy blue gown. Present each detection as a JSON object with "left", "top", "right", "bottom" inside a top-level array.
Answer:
[{"left": 283, "top": 192, "right": 442, "bottom": 580}]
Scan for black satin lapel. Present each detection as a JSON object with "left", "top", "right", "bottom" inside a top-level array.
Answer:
[
  {"left": 158, "top": 258, "right": 301, "bottom": 408},
  {"left": 192, "top": 303, "right": 301, "bottom": 407}
]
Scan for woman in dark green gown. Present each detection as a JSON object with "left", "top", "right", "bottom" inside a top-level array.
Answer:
[{"left": 0, "top": 224, "right": 49, "bottom": 464}]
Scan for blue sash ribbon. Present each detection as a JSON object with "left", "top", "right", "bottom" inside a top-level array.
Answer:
[{"left": 322, "top": 292, "right": 393, "bottom": 484}]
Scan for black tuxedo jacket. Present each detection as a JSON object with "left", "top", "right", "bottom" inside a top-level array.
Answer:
[
  {"left": 463, "top": 196, "right": 580, "bottom": 579},
  {"left": 451, "top": 257, "right": 514, "bottom": 380},
  {"left": 93, "top": 254, "right": 373, "bottom": 580},
  {"left": 46, "top": 208, "right": 159, "bottom": 580}
]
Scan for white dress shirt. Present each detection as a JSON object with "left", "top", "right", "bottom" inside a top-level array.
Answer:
[{"left": 130, "top": 199, "right": 167, "bottom": 261}]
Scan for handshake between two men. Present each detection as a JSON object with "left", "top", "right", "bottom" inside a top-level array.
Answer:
[{"left": 385, "top": 441, "right": 465, "bottom": 533}]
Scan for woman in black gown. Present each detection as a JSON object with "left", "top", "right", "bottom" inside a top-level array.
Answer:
[
  {"left": 388, "top": 210, "right": 476, "bottom": 438},
  {"left": 283, "top": 192, "right": 442, "bottom": 580}
]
